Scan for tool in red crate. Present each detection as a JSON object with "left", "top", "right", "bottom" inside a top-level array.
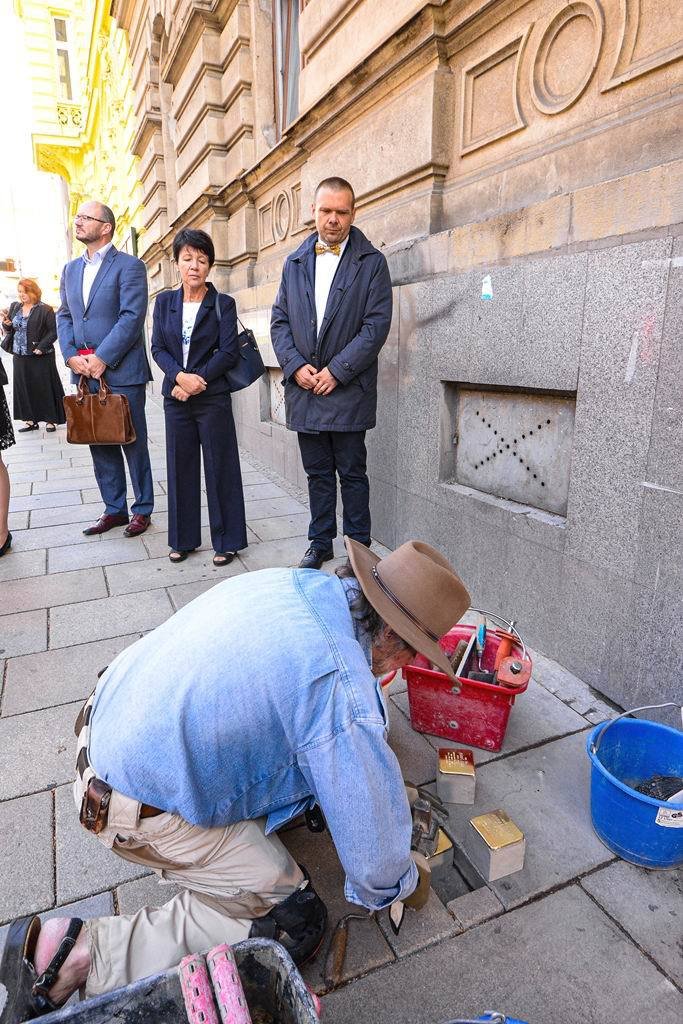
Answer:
[{"left": 403, "top": 610, "right": 532, "bottom": 752}]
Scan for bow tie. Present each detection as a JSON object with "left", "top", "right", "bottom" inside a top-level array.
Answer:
[{"left": 315, "top": 242, "right": 341, "bottom": 256}]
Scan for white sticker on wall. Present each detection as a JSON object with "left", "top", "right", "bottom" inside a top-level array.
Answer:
[{"left": 655, "top": 806, "right": 683, "bottom": 828}]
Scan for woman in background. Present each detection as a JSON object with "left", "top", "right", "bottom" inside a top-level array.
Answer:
[
  {"left": 0, "top": 349, "right": 14, "bottom": 556},
  {"left": 0, "top": 278, "right": 65, "bottom": 433},
  {"left": 151, "top": 228, "right": 247, "bottom": 566}
]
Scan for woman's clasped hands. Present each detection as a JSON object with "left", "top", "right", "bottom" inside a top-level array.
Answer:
[{"left": 173, "top": 371, "right": 207, "bottom": 401}]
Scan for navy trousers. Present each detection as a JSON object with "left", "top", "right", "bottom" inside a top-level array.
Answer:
[
  {"left": 88, "top": 382, "right": 154, "bottom": 517},
  {"left": 164, "top": 391, "right": 247, "bottom": 554},
  {"left": 297, "top": 430, "right": 370, "bottom": 549}
]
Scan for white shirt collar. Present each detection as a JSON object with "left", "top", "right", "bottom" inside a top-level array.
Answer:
[{"left": 82, "top": 242, "right": 113, "bottom": 266}]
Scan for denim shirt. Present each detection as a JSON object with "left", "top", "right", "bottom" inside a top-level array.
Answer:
[{"left": 88, "top": 567, "right": 417, "bottom": 910}]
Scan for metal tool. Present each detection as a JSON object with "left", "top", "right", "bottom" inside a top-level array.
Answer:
[
  {"left": 475, "top": 622, "right": 486, "bottom": 670},
  {"left": 323, "top": 913, "right": 371, "bottom": 991}
]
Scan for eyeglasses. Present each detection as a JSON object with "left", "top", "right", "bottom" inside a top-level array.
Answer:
[{"left": 74, "top": 214, "right": 107, "bottom": 224}]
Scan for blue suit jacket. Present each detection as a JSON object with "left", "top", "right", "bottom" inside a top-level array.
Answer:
[
  {"left": 57, "top": 246, "right": 151, "bottom": 386},
  {"left": 150, "top": 283, "right": 240, "bottom": 398}
]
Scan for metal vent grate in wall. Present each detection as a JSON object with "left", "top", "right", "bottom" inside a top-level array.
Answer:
[{"left": 441, "top": 385, "right": 576, "bottom": 517}]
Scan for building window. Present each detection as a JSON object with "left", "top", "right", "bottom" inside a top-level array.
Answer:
[
  {"left": 53, "top": 16, "right": 73, "bottom": 101},
  {"left": 273, "top": 1, "right": 300, "bottom": 138}
]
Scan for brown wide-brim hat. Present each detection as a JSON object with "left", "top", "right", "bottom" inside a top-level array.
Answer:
[{"left": 344, "top": 536, "right": 471, "bottom": 682}]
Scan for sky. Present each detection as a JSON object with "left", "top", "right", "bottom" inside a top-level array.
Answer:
[{"left": 0, "top": 1, "right": 70, "bottom": 306}]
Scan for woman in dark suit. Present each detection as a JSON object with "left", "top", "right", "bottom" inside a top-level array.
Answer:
[
  {"left": 151, "top": 228, "right": 247, "bottom": 565},
  {"left": 1, "top": 278, "right": 65, "bottom": 433}
]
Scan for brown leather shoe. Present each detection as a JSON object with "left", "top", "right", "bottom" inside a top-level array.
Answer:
[
  {"left": 82, "top": 513, "right": 129, "bottom": 536},
  {"left": 123, "top": 514, "right": 151, "bottom": 537}
]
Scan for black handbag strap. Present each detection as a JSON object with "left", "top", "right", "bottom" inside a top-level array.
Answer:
[{"left": 214, "top": 292, "right": 246, "bottom": 333}]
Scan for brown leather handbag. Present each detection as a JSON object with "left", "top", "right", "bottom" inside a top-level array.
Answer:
[{"left": 63, "top": 376, "right": 136, "bottom": 445}]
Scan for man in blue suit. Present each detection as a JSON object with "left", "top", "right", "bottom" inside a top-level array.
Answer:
[
  {"left": 58, "top": 201, "right": 154, "bottom": 536},
  {"left": 271, "top": 177, "right": 393, "bottom": 569}
]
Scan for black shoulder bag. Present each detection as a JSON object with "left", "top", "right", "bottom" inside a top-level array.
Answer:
[{"left": 215, "top": 293, "right": 266, "bottom": 392}]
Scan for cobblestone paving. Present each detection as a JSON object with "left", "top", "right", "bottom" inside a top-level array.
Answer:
[{"left": 1, "top": 393, "right": 681, "bottom": 1024}]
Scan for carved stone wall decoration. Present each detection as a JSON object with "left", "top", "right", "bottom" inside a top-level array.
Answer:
[
  {"left": 531, "top": 1, "right": 604, "bottom": 115},
  {"left": 272, "top": 190, "right": 291, "bottom": 241},
  {"left": 460, "top": 30, "right": 531, "bottom": 156},
  {"left": 258, "top": 200, "right": 274, "bottom": 249},
  {"left": 604, "top": 0, "right": 683, "bottom": 91}
]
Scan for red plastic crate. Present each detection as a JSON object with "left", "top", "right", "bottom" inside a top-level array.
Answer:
[{"left": 403, "top": 624, "right": 531, "bottom": 752}]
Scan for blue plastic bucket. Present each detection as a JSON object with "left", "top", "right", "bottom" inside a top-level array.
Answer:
[{"left": 587, "top": 712, "right": 683, "bottom": 869}]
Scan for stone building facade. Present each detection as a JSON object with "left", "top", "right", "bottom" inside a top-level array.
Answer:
[{"left": 111, "top": 0, "right": 683, "bottom": 710}]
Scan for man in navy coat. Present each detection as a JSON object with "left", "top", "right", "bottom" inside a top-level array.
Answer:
[
  {"left": 57, "top": 201, "right": 154, "bottom": 537},
  {"left": 271, "top": 177, "right": 393, "bottom": 568}
]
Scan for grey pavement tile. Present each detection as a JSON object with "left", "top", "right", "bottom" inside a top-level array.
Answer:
[
  {"left": 48, "top": 537, "right": 149, "bottom": 573},
  {"left": 446, "top": 885, "right": 504, "bottom": 930},
  {"left": 444, "top": 730, "right": 609, "bottom": 910},
  {"left": 0, "top": 791, "right": 53, "bottom": 922},
  {"left": 49, "top": 591, "right": 173, "bottom": 648},
  {"left": 105, "top": 551, "right": 242, "bottom": 596},
  {"left": 322, "top": 885, "right": 683, "bottom": 1024},
  {"left": 581, "top": 861, "right": 683, "bottom": 987},
  {"left": 166, "top": 579, "right": 222, "bottom": 611},
  {"left": 9, "top": 482, "right": 31, "bottom": 496},
  {"left": 248, "top": 512, "right": 311, "bottom": 542},
  {"left": 245, "top": 495, "right": 307, "bottom": 520},
  {"left": 240, "top": 471, "right": 271, "bottom": 486},
  {"left": 0, "top": 609, "right": 47, "bottom": 658},
  {"left": 0, "top": 549, "right": 46, "bottom": 584},
  {"left": 2, "top": 635, "right": 140, "bottom": 716},
  {"left": 531, "top": 648, "right": 620, "bottom": 723},
  {"left": 10, "top": 523, "right": 99, "bottom": 551},
  {"left": 46, "top": 465, "right": 99, "bottom": 482},
  {"left": 8, "top": 491, "right": 82, "bottom": 512},
  {"left": 5, "top": 452, "right": 66, "bottom": 469},
  {"left": 33, "top": 475, "right": 97, "bottom": 494},
  {"left": 8, "top": 511, "right": 28, "bottom": 530},
  {"left": 387, "top": 701, "right": 438, "bottom": 787},
  {"left": 242, "top": 481, "right": 288, "bottom": 501},
  {"left": 0, "top": 701, "right": 80, "bottom": 799},
  {"left": 80, "top": 483, "right": 167, "bottom": 504},
  {"left": 282, "top": 826, "right": 394, "bottom": 994},
  {"left": 7, "top": 469, "right": 46, "bottom": 484},
  {"left": 30, "top": 502, "right": 108, "bottom": 529},
  {"left": 237, "top": 536, "right": 311, "bottom": 571},
  {"left": 1, "top": 567, "right": 107, "bottom": 613},
  {"left": 392, "top": 677, "right": 588, "bottom": 766},
  {"left": 116, "top": 874, "right": 181, "bottom": 915},
  {"left": 377, "top": 890, "right": 457, "bottom": 957},
  {"left": 55, "top": 785, "right": 149, "bottom": 904}
]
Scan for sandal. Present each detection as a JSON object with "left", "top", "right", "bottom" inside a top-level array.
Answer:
[
  {"left": 213, "top": 552, "right": 235, "bottom": 567},
  {"left": 45, "top": 424, "right": 56, "bottom": 433},
  {"left": 0, "top": 915, "right": 83, "bottom": 1021},
  {"left": 169, "top": 550, "right": 189, "bottom": 563}
]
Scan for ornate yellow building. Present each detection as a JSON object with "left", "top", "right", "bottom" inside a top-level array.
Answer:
[{"left": 16, "top": 0, "right": 144, "bottom": 255}]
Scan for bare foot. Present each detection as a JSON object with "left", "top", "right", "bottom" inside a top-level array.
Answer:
[{"left": 33, "top": 918, "right": 90, "bottom": 1006}]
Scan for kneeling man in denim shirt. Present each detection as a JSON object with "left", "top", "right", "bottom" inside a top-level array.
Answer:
[{"left": 3, "top": 538, "right": 469, "bottom": 1016}]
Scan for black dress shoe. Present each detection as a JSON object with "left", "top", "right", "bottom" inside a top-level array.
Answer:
[
  {"left": 0, "top": 531, "right": 11, "bottom": 557},
  {"left": 299, "top": 546, "right": 334, "bottom": 570},
  {"left": 248, "top": 867, "right": 327, "bottom": 966}
]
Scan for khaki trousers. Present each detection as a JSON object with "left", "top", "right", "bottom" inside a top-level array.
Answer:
[{"left": 72, "top": 776, "right": 303, "bottom": 997}]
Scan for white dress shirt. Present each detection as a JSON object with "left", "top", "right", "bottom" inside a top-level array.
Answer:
[
  {"left": 82, "top": 242, "right": 113, "bottom": 307},
  {"left": 314, "top": 235, "right": 348, "bottom": 338}
]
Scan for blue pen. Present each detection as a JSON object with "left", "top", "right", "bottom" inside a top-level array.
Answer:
[{"left": 476, "top": 623, "right": 487, "bottom": 670}]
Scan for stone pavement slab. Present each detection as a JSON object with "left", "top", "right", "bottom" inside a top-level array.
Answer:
[
  {"left": 105, "top": 551, "right": 242, "bottom": 596},
  {"left": 0, "top": 701, "right": 80, "bottom": 800},
  {"left": 166, "top": 579, "right": 221, "bottom": 611},
  {"left": 443, "top": 730, "right": 611, "bottom": 910},
  {"left": 322, "top": 885, "right": 683, "bottom": 1024},
  {"left": 0, "top": 792, "right": 53, "bottom": 921},
  {"left": 391, "top": 676, "right": 589, "bottom": 766},
  {"left": 33, "top": 475, "right": 98, "bottom": 494},
  {"left": 10, "top": 523, "right": 99, "bottom": 551},
  {"left": 237, "top": 536, "right": 313, "bottom": 571},
  {"left": 1, "top": 567, "right": 107, "bottom": 613},
  {"left": 377, "top": 890, "right": 457, "bottom": 957},
  {"left": 8, "top": 490, "right": 83, "bottom": 512},
  {"left": 55, "top": 785, "right": 149, "bottom": 904},
  {"left": 530, "top": 648, "right": 619, "bottom": 724},
  {"left": 116, "top": 874, "right": 181, "bottom": 915},
  {"left": 581, "top": 861, "right": 683, "bottom": 987},
  {"left": 0, "top": 548, "right": 46, "bottom": 583},
  {"left": 0, "top": 609, "right": 47, "bottom": 658},
  {"left": 49, "top": 590, "right": 173, "bottom": 648},
  {"left": 283, "top": 825, "right": 394, "bottom": 994},
  {"left": 242, "top": 481, "right": 288, "bottom": 500},
  {"left": 30, "top": 502, "right": 108, "bottom": 529},
  {"left": 2, "top": 635, "right": 140, "bottom": 716},
  {"left": 446, "top": 885, "right": 504, "bottom": 930},
  {"left": 8, "top": 511, "right": 28, "bottom": 530},
  {"left": 48, "top": 537, "right": 149, "bottom": 573},
  {"left": 247, "top": 512, "right": 310, "bottom": 541},
  {"left": 245, "top": 495, "right": 307, "bottom": 519}
]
